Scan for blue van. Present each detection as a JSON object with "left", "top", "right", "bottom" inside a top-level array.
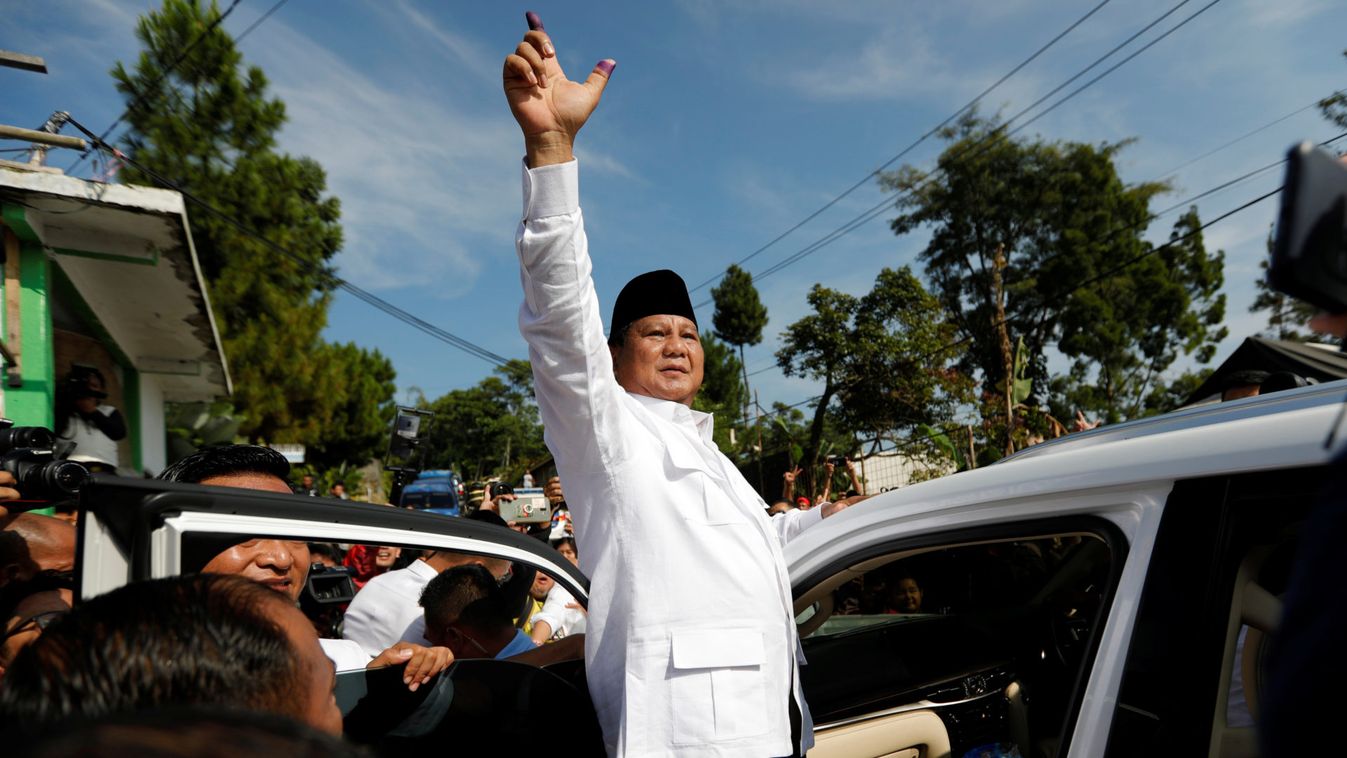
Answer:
[{"left": 398, "top": 469, "right": 464, "bottom": 517}]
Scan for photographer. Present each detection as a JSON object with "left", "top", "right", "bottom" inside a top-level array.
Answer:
[{"left": 54, "top": 367, "right": 125, "bottom": 473}]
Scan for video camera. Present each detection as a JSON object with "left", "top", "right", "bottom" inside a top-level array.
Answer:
[
  {"left": 300, "top": 562, "right": 357, "bottom": 639},
  {"left": 1271, "top": 143, "right": 1347, "bottom": 311},
  {"left": 0, "top": 419, "right": 89, "bottom": 502}
]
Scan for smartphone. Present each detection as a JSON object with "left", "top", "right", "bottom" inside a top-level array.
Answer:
[{"left": 1271, "top": 142, "right": 1347, "bottom": 311}]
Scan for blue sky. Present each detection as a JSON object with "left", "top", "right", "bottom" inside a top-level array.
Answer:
[{"left": 5, "top": 0, "right": 1346, "bottom": 414}]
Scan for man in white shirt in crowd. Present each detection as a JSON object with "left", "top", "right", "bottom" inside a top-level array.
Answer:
[
  {"left": 342, "top": 509, "right": 515, "bottom": 655},
  {"left": 503, "top": 13, "right": 866, "bottom": 755}
]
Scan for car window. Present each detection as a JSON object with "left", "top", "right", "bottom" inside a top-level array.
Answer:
[{"left": 800, "top": 526, "right": 1120, "bottom": 758}]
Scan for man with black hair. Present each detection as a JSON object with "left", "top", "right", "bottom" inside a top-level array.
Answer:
[
  {"left": 421, "top": 564, "right": 535, "bottom": 660},
  {"left": 22, "top": 707, "right": 372, "bottom": 758},
  {"left": 1220, "top": 369, "right": 1271, "bottom": 402},
  {"left": 0, "top": 573, "right": 343, "bottom": 737},
  {"left": 158, "top": 444, "right": 452, "bottom": 687},
  {"left": 0, "top": 513, "right": 75, "bottom": 590},
  {"left": 502, "top": 15, "right": 866, "bottom": 754}
]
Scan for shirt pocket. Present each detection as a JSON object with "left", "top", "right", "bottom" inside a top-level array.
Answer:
[
  {"left": 668, "top": 627, "right": 770, "bottom": 746},
  {"left": 662, "top": 442, "right": 748, "bottom": 526}
]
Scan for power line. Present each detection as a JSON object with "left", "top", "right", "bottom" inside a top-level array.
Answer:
[
  {"left": 1158, "top": 94, "right": 1334, "bottom": 181},
  {"left": 65, "top": 116, "right": 512, "bottom": 367},
  {"left": 236, "top": 0, "right": 292, "bottom": 41},
  {"left": 693, "top": 0, "right": 1223, "bottom": 310},
  {"left": 67, "top": 0, "right": 289, "bottom": 176},
  {"left": 686, "top": 0, "right": 1113, "bottom": 294},
  {"left": 733, "top": 122, "right": 1335, "bottom": 381}
]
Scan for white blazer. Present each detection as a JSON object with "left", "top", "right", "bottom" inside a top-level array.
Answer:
[{"left": 516, "top": 159, "right": 822, "bottom": 757}]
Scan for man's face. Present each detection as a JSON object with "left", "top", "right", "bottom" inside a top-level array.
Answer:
[
  {"left": 530, "top": 571, "right": 554, "bottom": 601},
  {"left": 199, "top": 473, "right": 310, "bottom": 601},
  {"left": 202, "top": 539, "right": 310, "bottom": 602},
  {"left": 610, "top": 315, "right": 704, "bottom": 406},
  {"left": 1222, "top": 384, "right": 1260, "bottom": 401},
  {"left": 302, "top": 475, "right": 314, "bottom": 487},
  {"left": 265, "top": 599, "right": 342, "bottom": 735}
]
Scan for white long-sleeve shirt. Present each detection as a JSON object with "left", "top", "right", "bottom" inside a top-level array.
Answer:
[
  {"left": 515, "top": 159, "right": 819, "bottom": 757},
  {"left": 341, "top": 559, "right": 436, "bottom": 657}
]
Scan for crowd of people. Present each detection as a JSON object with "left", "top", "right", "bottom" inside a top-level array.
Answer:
[{"left": 0, "top": 443, "right": 592, "bottom": 752}]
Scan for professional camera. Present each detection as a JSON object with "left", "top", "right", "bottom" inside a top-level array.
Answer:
[
  {"left": 63, "top": 365, "right": 109, "bottom": 400},
  {"left": 488, "top": 481, "right": 514, "bottom": 500},
  {"left": 300, "top": 562, "right": 357, "bottom": 639},
  {"left": 0, "top": 419, "right": 89, "bottom": 501},
  {"left": 1271, "top": 143, "right": 1347, "bottom": 311}
]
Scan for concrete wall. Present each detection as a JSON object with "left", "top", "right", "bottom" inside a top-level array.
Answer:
[{"left": 138, "top": 372, "right": 166, "bottom": 475}]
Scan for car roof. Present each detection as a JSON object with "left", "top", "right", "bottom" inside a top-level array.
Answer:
[
  {"left": 787, "top": 379, "right": 1346, "bottom": 568},
  {"left": 1002, "top": 378, "right": 1347, "bottom": 464}
]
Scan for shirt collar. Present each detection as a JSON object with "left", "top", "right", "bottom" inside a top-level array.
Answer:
[
  {"left": 629, "top": 393, "right": 715, "bottom": 445},
  {"left": 410, "top": 559, "right": 440, "bottom": 580}
]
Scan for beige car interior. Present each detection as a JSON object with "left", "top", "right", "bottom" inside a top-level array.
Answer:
[
  {"left": 1208, "top": 545, "right": 1283, "bottom": 758},
  {"left": 803, "top": 532, "right": 1104, "bottom": 758}
]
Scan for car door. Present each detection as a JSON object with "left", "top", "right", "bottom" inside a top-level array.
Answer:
[
  {"left": 786, "top": 480, "right": 1165, "bottom": 758},
  {"left": 75, "top": 474, "right": 602, "bottom": 755}
]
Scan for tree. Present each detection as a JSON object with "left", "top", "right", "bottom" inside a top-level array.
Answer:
[
  {"left": 112, "top": 0, "right": 393, "bottom": 464},
  {"left": 419, "top": 360, "right": 546, "bottom": 482},
  {"left": 303, "top": 342, "right": 397, "bottom": 469},
  {"left": 692, "top": 332, "right": 747, "bottom": 458},
  {"left": 1251, "top": 228, "right": 1316, "bottom": 341},
  {"left": 1055, "top": 208, "right": 1227, "bottom": 423},
  {"left": 776, "top": 267, "right": 969, "bottom": 492},
  {"left": 710, "top": 264, "right": 768, "bottom": 427},
  {"left": 881, "top": 112, "right": 1166, "bottom": 400}
]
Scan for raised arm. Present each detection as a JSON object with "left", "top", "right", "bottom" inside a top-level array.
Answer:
[
  {"left": 781, "top": 467, "right": 800, "bottom": 502},
  {"left": 505, "top": 14, "right": 623, "bottom": 474}
]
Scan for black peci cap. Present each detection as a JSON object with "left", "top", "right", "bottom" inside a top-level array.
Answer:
[{"left": 608, "top": 270, "right": 697, "bottom": 345}]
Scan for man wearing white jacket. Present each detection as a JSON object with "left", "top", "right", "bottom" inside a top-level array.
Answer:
[{"left": 503, "top": 12, "right": 865, "bottom": 756}]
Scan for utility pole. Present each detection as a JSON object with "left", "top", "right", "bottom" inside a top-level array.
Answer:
[
  {"left": 0, "top": 50, "right": 47, "bottom": 74},
  {"left": 0, "top": 50, "right": 87, "bottom": 169}
]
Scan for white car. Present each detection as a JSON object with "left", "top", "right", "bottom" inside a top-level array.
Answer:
[{"left": 78, "top": 381, "right": 1341, "bottom": 756}]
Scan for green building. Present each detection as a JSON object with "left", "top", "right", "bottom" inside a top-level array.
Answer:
[{"left": 0, "top": 164, "right": 230, "bottom": 475}]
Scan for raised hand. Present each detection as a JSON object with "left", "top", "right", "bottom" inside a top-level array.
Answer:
[{"left": 503, "top": 12, "right": 615, "bottom": 167}]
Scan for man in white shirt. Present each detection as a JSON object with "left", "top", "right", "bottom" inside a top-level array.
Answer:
[
  {"left": 342, "top": 539, "right": 513, "bottom": 656},
  {"left": 502, "top": 14, "right": 865, "bottom": 756}
]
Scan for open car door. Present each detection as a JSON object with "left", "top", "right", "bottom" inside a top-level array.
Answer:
[
  {"left": 75, "top": 475, "right": 603, "bottom": 755},
  {"left": 786, "top": 487, "right": 1145, "bottom": 758}
]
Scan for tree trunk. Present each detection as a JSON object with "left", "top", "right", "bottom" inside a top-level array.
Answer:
[{"left": 992, "top": 245, "right": 1015, "bottom": 457}]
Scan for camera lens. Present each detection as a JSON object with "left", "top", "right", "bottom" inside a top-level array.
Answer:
[
  {"left": 43, "top": 460, "right": 90, "bottom": 496},
  {"left": 0, "top": 426, "right": 55, "bottom": 451}
]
